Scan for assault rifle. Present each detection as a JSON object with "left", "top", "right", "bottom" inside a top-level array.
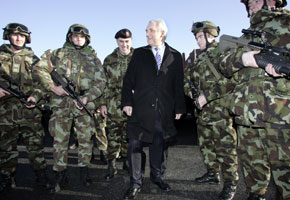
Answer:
[
  {"left": 50, "top": 69, "right": 93, "bottom": 118},
  {"left": 0, "top": 79, "right": 40, "bottom": 108},
  {"left": 188, "top": 80, "right": 202, "bottom": 110},
  {"left": 219, "top": 29, "right": 290, "bottom": 77}
]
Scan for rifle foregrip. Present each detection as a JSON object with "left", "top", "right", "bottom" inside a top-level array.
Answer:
[{"left": 254, "top": 53, "right": 290, "bottom": 76}]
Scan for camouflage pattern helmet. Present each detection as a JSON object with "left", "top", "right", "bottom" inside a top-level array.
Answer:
[
  {"left": 191, "top": 21, "right": 220, "bottom": 37},
  {"left": 241, "top": 0, "right": 287, "bottom": 16},
  {"left": 66, "top": 24, "right": 91, "bottom": 44},
  {"left": 2, "top": 23, "right": 31, "bottom": 44}
]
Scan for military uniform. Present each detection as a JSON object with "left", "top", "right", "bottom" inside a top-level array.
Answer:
[
  {"left": 0, "top": 44, "right": 47, "bottom": 188},
  {"left": 186, "top": 41, "right": 239, "bottom": 184},
  {"left": 35, "top": 24, "right": 106, "bottom": 191},
  {"left": 36, "top": 41, "right": 105, "bottom": 170},
  {"left": 100, "top": 47, "right": 133, "bottom": 160},
  {"left": 219, "top": 7, "right": 290, "bottom": 199}
]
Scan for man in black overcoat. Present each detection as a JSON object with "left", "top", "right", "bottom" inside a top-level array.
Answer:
[{"left": 121, "top": 19, "right": 186, "bottom": 200}]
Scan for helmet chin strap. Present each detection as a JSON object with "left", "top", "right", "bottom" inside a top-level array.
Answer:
[
  {"left": 73, "top": 44, "right": 85, "bottom": 50},
  {"left": 69, "top": 37, "right": 87, "bottom": 50},
  {"left": 203, "top": 32, "right": 212, "bottom": 50},
  {"left": 9, "top": 39, "right": 25, "bottom": 50}
]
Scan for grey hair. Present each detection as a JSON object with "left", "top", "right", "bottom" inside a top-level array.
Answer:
[{"left": 148, "top": 18, "right": 168, "bottom": 41}]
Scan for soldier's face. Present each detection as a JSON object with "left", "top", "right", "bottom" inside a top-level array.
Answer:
[
  {"left": 71, "top": 34, "right": 86, "bottom": 47},
  {"left": 248, "top": 0, "right": 265, "bottom": 15},
  {"left": 146, "top": 22, "right": 164, "bottom": 47},
  {"left": 9, "top": 33, "right": 26, "bottom": 47},
  {"left": 195, "top": 32, "right": 207, "bottom": 50},
  {"left": 117, "top": 38, "right": 132, "bottom": 55}
]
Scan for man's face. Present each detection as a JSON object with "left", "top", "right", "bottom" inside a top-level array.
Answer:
[
  {"left": 117, "top": 38, "right": 132, "bottom": 55},
  {"left": 248, "top": 0, "right": 266, "bottom": 15},
  {"left": 195, "top": 32, "right": 207, "bottom": 50},
  {"left": 71, "top": 34, "right": 86, "bottom": 47},
  {"left": 146, "top": 22, "right": 164, "bottom": 47},
  {"left": 10, "top": 33, "right": 26, "bottom": 47}
]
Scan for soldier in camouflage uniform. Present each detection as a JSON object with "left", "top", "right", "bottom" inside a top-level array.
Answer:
[
  {"left": 100, "top": 29, "right": 134, "bottom": 181},
  {"left": 0, "top": 23, "right": 48, "bottom": 192},
  {"left": 218, "top": 1, "right": 290, "bottom": 199},
  {"left": 34, "top": 24, "right": 106, "bottom": 192},
  {"left": 184, "top": 21, "right": 239, "bottom": 200}
]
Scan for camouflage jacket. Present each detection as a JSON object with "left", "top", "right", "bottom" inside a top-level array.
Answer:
[
  {"left": 185, "top": 41, "right": 235, "bottom": 104},
  {"left": 35, "top": 42, "right": 106, "bottom": 112},
  {"left": 100, "top": 47, "right": 134, "bottom": 121},
  {"left": 0, "top": 44, "right": 44, "bottom": 124},
  {"left": 219, "top": 8, "right": 290, "bottom": 128}
]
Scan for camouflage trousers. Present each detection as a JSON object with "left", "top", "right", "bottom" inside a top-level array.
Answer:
[
  {"left": 237, "top": 126, "right": 290, "bottom": 199},
  {"left": 0, "top": 122, "right": 46, "bottom": 177},
  {"left": 106, "top": 119, "right": 128, "bottom": 160},
  {"left": 197, "top": 101, "right": 239, "bottom": 183},
  {"left": 49, "top": 109, "right": 95, "bottom": 172}
]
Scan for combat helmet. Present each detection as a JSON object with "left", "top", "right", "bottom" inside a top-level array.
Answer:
[
  {"left": 3, "top": 23, "right": 31, "bottom": 44},
  {"left": 241, "top": 0, "right": 287, "bottom": 16},
  {"left": 191, "top": 21, "right": 220, "bottom": 37},
  {"left": 66, "top": 24, "right": 91, "bottom": 44}
]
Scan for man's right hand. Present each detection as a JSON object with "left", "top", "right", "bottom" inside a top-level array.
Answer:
[
  {"left": 100, "top": 105, "right": 107, "bottom": 117},
  {"left": 51, "top": 85, "right": 69, "bottom": 96},
  {"left": 197, "top": 95, "right": 207, "bottom": 108},
  {"left": 0, "top": 88, "right": 10, "bottom": 98},
  {"left": 242, "top": 50, "right": 260, "bottom": 68},
  {"left": 123, "top": 106, "right": 132, "bottom": 116}
]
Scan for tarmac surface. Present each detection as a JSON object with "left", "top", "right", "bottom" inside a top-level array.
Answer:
[{"left": 1, "top": 115, "right": 277, "bottom": 200}]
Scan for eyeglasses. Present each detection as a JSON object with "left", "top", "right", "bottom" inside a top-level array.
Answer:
[
  {"left": 5, "top": 23, "right": 30, "bottom": 33},
  {"left": 71, "top": 26, "right": 89, "bottom": 35}
]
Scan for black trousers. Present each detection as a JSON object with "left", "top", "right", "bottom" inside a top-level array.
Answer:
[{"left": 127, "top": 111, "right": 168, "bottom": 189}]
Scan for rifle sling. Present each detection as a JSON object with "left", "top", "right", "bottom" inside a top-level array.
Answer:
[{"left": 205, "top": 57, "right": 221, "bottom": 80}]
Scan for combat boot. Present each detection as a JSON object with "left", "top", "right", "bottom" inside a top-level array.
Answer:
[
  {"left": 104, "top": 159, "right": 117, "bottom": 181},
  {"left": 80, "top": 166, "right": 92, "bottom": 186},
  {"left": 195, "top": 172, "right": 220, "bottom": 184},
  {"left": 0, "top": 174, "right": 13, "bottom": 193},
  {"left": 50, "top": 169, "right": 68, "bottom": 193},
  {"left": 218, "top": 182, "right": 237, "bottom": 200},
  {"left": 247, "top": 193, "right": 266, "bottom": 200},
  {"left": 35, "top": 168, "right": 50, "bottom": 189}
]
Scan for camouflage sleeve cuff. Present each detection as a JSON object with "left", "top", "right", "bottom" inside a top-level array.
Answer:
[{"left": 31, "top": 90, "right": 42, "bottom": 102}]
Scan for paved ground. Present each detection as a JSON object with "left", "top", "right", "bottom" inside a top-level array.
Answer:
[{"left": 1, "top": 116, "right": 276, "bottom": 200}]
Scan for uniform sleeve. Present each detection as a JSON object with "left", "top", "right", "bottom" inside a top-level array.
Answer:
[
  {"left": 83, "top": 57, "right": 106, "bottom": 102},
  {"left": 98, "top": 58, "right": 110, "bottom": 106},
  {"left": 33, "top": 50, "right": 55, "bottom": 92},
  {"left": 30, "top": 55, "right": 47, "bottom": 102},
  {"left": 184, "top": 63, "right": 194, "bottom": 96}
]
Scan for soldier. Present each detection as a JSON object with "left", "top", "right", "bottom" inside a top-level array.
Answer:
[
  {"left": 34, "top": 24, "right": 106, "bottom": 192},
  {"left": 219, "top": 0, "right": 290, "bottom": 199},
  {"left": 0, "top": 23, "right": 48, "bottom": 192},
  {"left": 100, "top": 29, "right": 134, "bottom": 181},
  {"left": 184, "top": 21, "right": 239, "bottom": 200}
]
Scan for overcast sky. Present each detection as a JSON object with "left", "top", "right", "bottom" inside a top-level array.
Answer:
[{"left": 1, "top": 0, "right": 289, "bottom": 61}]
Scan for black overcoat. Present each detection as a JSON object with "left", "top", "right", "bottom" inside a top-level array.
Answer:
[{"left": 121, "top": 43, "right": 186, "bottom": 143}]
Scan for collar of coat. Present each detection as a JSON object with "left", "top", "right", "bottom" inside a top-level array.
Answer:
[{"left": 141, "top": 42, "right": 179, "bottom": 74}]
